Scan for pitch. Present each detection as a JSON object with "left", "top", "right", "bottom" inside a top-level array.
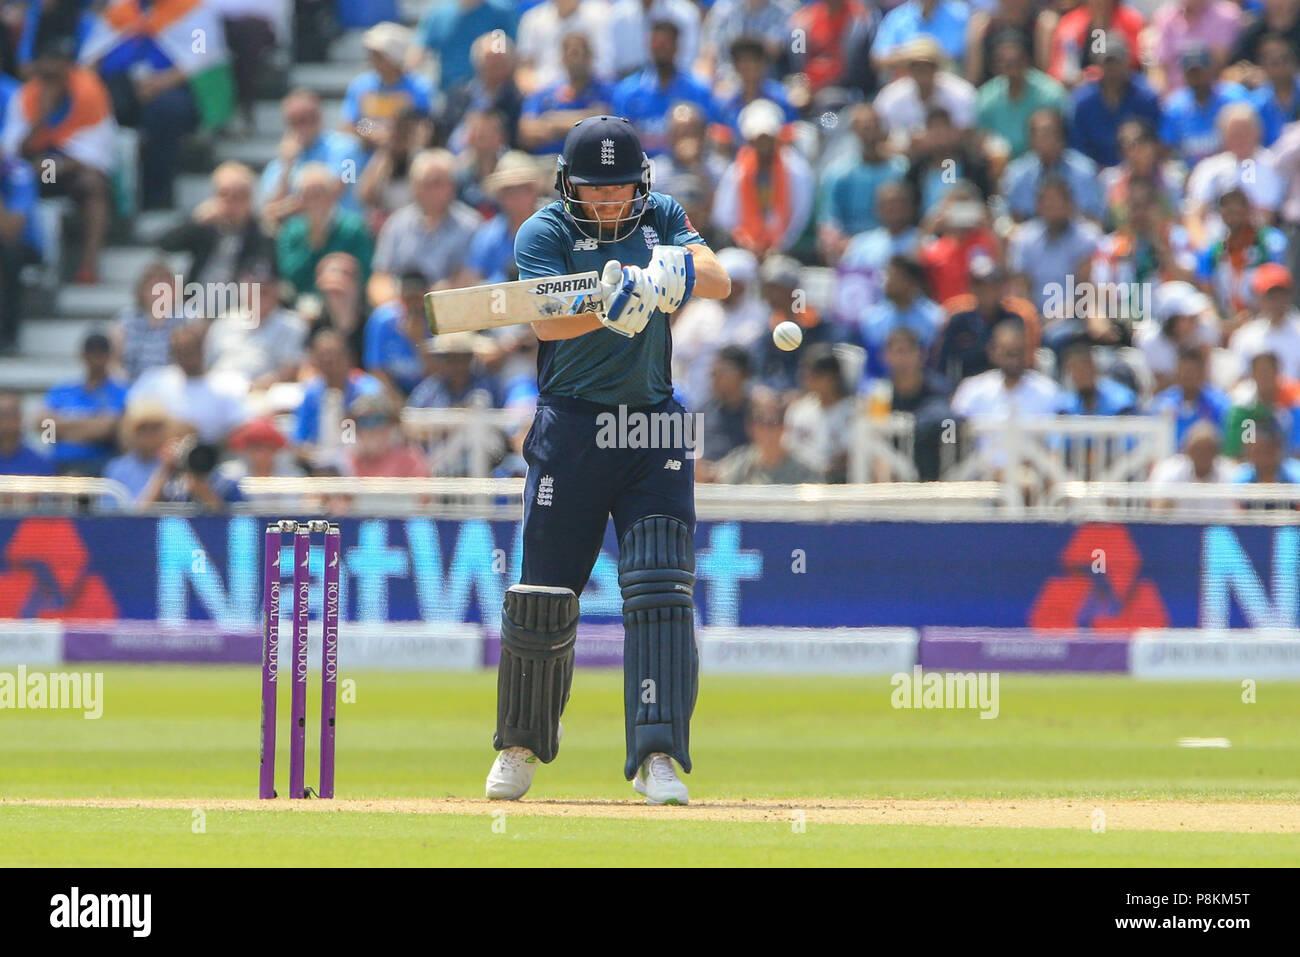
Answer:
[{"left": 2, "top": 669, "right": 1297, "bottom": 866}]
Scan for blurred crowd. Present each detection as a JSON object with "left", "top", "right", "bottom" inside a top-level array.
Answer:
[{"left": 5, "top": 0, "right": 1300, "bottom": 508}]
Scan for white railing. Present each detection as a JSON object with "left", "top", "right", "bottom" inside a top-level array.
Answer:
[
  {"left": 236, "top": 476, "right": 1007, "bottom": 520},
  {"left": 0, "top": 476, "right": 132, "bottom": 511},
  {"left": 400, "top": 404, "right": 531, "bottom": 477},
  {"left": 1057, "top": 481, "right": 1300, "bottom": 523},
  {"left": 848, "top": 409, "right": 917, "bottom": 482},
  {"left": 942, "top": 415, "right": 1176, "bottom": 511}
]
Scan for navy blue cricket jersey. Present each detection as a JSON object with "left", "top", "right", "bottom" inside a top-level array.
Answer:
[{"left": 513, "top": 191, "right": 704, "bottom": 407}]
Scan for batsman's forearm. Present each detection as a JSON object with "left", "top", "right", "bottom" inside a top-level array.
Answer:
[
  {"left": 685, "top": 245, "right": 731, "bottom": 299},
  {"left": 532, "top": 313, "right": 605, "bottom": 341}
]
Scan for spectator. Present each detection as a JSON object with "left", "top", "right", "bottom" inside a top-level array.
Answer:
[
  {"left": 1148, "top": 0, "right": 1242, "bottom": 95},
  {"left": 465, "top": 152, "right": 544, "bottom": 285},
  {"left": 1068, "top": 32, "right": 1162, "bottom": 169},
  {"left": 1148, "top": 347, "right": 1230, "bottom": 447},
  {"left": 0, "top": 389, "right": 52, "bottom": 475},
  {"left": 752, "top": 254, "right": 835, "bottom": 390},
  {"left": 611, "top": 19, "right": 714, "bottom": 156},
  {"left": 712, "top": 100, "right": 813, "bottom": 257},
  {"left": 0, "top": 153, "right": 40, "bottom": 354},
  {"left": 80, "top": 2, "right": 232, "bottom": 210},
  {"left": 834, "top": 180, "right": 920, "bottom": 326},
  {"left": 215, "top": 417, "right": 303, "bottom": 498},
  {"left": 42, "top": 331, "right": 128, "bottom": 476},
  {"left": 696, "top": 345, "right": 754, "bottom": 467},
  {"left": 219, "top": 0, "right": 281, "bottom": 135},
  {"left": 518, "top": 32, "right": 614, "bottom": 155},
  {"left": 1090, "top": 177, "right": 1198, "bottom": 315},
  {"left": 1233, "top": 416, "right": 1300, "bottom": 499},
  {"left": 975, "top": 31, "right": 1068, "bottom": 160},
  {"left": 905, "top": 109, "right": 994, "bottom": 219},
  {"left": 275, "top": 163, "right": 375, "bottom": 299},
  {"left": 293, "top": 328, "right": 384, "bottom": 469},
  {"left": 128, "top": 322, "right": 248, "bottom": 445},
  {"left": 784, "top": 345, "right": 856, "bottom": 482},
  {"left": 935, "top": 254, "right": 1039, "bottom": 384},
  {"left": 102, "top": 400, "right": 172, "bottom": 504},
  {"left": 415, "top": 0, "right": 516, "bottom": 96},
  {"left": 454, "top": 110, "right": 511, "bottom": 217},
  {"left": 711, "top": 387, "right": 822, "bottom": 483},
  {"left": 370, "top": 149, "right": 481, "bottom": 305},
  {"left": 342, "top": 23, "right": 433, "bottom": 154},
  {"left": 1000, "top": 108, "right": 1103, "bottom": 222},
  {"left": 699, "top": 0, "right": 797, "bottom": 85},
  {"left": 714, "top": 36, "right": 798, "bottom": 146},
  {"left": 306, "top": 252, "right": 369, "bottom": 369},
  {"left": 1265, "top": 119, "right": 1300, "bottom": 306},
  {"left": 870, "top": 325, "right": 953, "bottom": 480},
  {"left": 344, "top": 393, "right": 430, "bottom": 477},
  {"left": 1184, "top": 104, "right": 1283, "bottom": 249},
  {"left": 1057, "top": 342, "right": 1138, "bottom": 414},
  {"left": 356, "top": 107, "right": 434, "bottom": 233},
  {"left": 816, "top": 104, "right": 907, "bottom": 264},
  {"left": 1158, "top": 45, "right": 1250, "bottom": 168},
  {"left": 364, "top": 271, "right": 431, "bottom": 398},
  {"left": 1149, "top": 420, "right": 1235, "bottom": 515},
  {"left": 1223, "top": 351, "right": 1300, "bottom": 458},
  {"left": 258, "top": 89, "right": 367, "bottom": 213},
  {"left": 112, "top": 261, "right": 190, "bottom": 383},
  {"left": 516, "top": 0, "right": 613, "bottom": 93},
  {"left": 857, "top": 254, "right": 944, "bottom": 376},
  {"left": 1249, "top": 32, "right": 1300, "bottom": 147},
  {"left": 653, "top": 103, "right": 728, "bottom": 204},
  {"left": 1097, "top": 120, "right": 1187, "bottom": 228},
  {"left": 607, "top": 0, "right": 702, "bottom": 80},
  {"left": 205, "top": 264, "right": 307, "bottom": 390},
  {"left": 1134, "top": 280, "right": 1218, "bottom": 392},
  {"left": 3, "top": 35, "right": 114, "bottom": 284},
  {"left": 159, "top": 161, "right": 275, "bottom": 286},
  {"left": 1229, "top": 264, "right": 1300, "bottom": 379},
  {"left": 139, "top": 430, "right": 243, "bottom": 510},
  {"left": 874, "top": 1, "right": 970, "bottom": 69},
  {"left": 874, "top": 36, "right": 977, "bottom": 141},
  {"left": 965, "top": 0, "right": 1052, "bottom": 87},
  {"left": 671, "top": 246, "right": 767, "bottom": 407},
  {"left": 1229, "top": 0, "right": 1300, "bottom": 67},
  {"left": 441, "top": 31, "right": 523, "bottom": 151},
  {"left": 1008, "top": 177, "right": 1103, "bottom": 315},
  {"left": 1196, "top": 186, "right": 1289, "bottom": 322},
  {"left": 1047, "top": 0, "right": 1144, "bottom": 87},
  {"left": 409, "top": 332, "right": 500, "bottom": 408},
  {"left": 951, "top": 320, "right": 1060, "bottom": 421}
]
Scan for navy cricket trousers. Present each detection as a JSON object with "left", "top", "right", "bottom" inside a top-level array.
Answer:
[{"left": 520, "top": 394, "right": 696, "bottom": 594}]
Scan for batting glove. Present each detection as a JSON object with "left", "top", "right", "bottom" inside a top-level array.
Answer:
[
  {"left": 647, "top": 245, "right": 696, "bottom": 314},
  {"left": 599, "top": 260, "right": 656, "bottom": 338}
]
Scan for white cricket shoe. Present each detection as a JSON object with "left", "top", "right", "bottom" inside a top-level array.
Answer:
[
  {"left": 632, "top": 753, "right": 690, "bottom": 805},
  {"left": 485, "top": 724, "right": 561, "bottom": 800}
]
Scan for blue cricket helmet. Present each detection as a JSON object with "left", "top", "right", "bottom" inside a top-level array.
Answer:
[{"left": 555, "top": 115, "right": 653, "bottom": 242}]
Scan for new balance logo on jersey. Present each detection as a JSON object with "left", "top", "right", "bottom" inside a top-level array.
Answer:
[
  {"left": 642, "top": 225, "right": 660, "bottom": 248},
  {"left": 664, "top": 459, "right": 682, "bottom": 470},
  {"left": 536, "top": 476, "right": 554, "bottom": 506},
  {"left": 573, "top": 237, "right": 599, "bottom": 251},
  {"left": 600, "top": 139, "right": 616, "bottom": 165}
]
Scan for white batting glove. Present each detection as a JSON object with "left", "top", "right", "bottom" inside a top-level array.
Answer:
[
  {"left": 599, "top": 260, "right": 656, "bottom": 337},
  {"left": 647, "top": 245, "right": 696, "bottom": 314}
]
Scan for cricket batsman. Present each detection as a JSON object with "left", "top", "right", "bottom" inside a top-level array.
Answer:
[{"left": 486, "top": 115, "right": 731, "bottom": 804}]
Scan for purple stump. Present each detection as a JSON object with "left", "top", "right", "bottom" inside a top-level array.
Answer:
[
  {"left": 289, "top": 526, "right": 310, "bottom": 799},
  {"left": 258, "top": 524, "right": 282, "bottom": 799},
  {"left": 319, "top": 524, "right": 341, "bottom": 798}
]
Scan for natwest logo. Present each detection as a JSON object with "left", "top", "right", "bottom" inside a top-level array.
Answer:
[
  {"left": 0, "top": 519, "right": 118, "bottom": 619},
  {"left": 1029, "top": 524, "right": 1168, "bottom": 630}
]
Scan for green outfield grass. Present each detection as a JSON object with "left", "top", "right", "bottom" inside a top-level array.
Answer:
[{"left": 2, "top": 668, "right": 1297, "bottom": 866}]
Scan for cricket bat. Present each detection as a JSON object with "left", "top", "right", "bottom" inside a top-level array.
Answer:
[{"left": 424, "top": 271, "right": 606, "bottom": 335}]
